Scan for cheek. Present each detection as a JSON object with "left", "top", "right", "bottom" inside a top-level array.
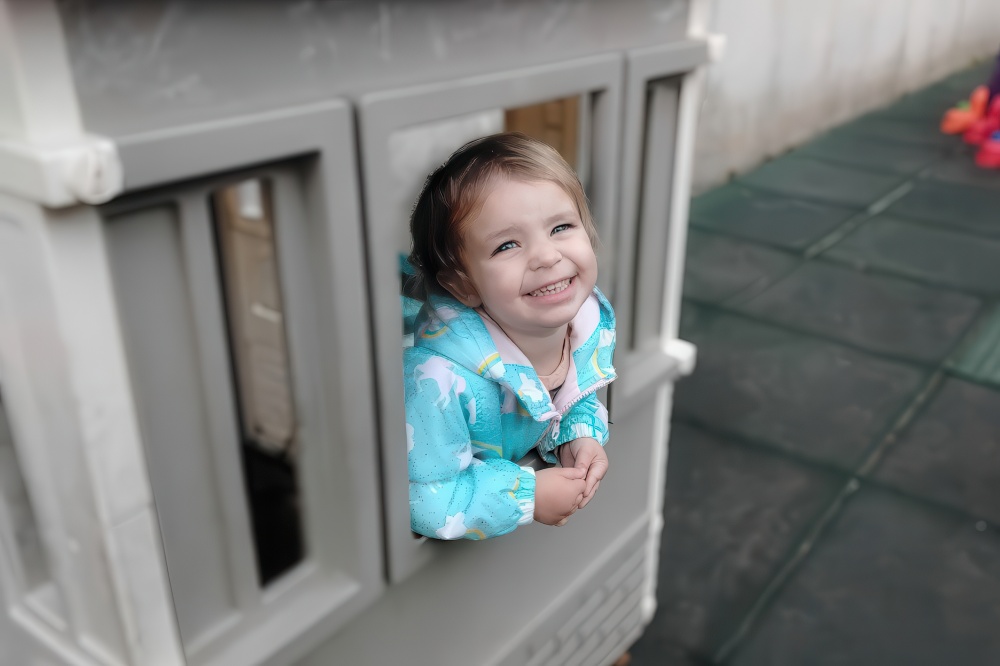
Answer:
[
  {"left": 478, "top": 264, "right": 520, "bottom": 296},
  {"left": 578, "top": 248, "right": 599, "bottom": 289},
  {"left": 577, "top": 244, "right": 598, "bottom": 272}
]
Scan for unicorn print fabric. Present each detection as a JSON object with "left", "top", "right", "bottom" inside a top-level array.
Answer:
[{"left": 406, "top": 287, "right": 617, "bottom": 540}]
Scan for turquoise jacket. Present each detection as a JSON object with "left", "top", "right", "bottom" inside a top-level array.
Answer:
[{"left": 405, "top": 288, "right": 617, "bottom": 540}]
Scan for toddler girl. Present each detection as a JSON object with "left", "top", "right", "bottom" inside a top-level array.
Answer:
[{"left": 405, "top": 132, "right": 617, "bottom": 540}]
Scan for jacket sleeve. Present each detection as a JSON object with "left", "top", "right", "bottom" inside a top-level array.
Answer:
[
  {"left": 405, "top": 351, "right": 536, "bottom": 540},
  {"left": 538, "top": 392, "right": 610, "bottom": 463}
]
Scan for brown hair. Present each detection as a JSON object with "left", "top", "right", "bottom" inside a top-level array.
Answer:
[{"left": 408, "top": 132, "right": 597, "bottom": 299}]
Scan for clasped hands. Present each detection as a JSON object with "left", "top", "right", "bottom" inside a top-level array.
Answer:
[{"left": 534, "top": 437, "right": 608, "bottom": 527}]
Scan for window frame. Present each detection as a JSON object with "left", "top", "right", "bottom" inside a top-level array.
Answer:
[
  {"left": 102, "top": 100, "right": 384, "bottom": 665},
  {"left": 356, "top": 53, "right": 624, "bottom": 582},
  {"left": 613, "top": 39, "right": 711, "bottom": 410}
]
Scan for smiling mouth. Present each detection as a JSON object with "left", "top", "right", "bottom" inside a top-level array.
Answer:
[{"left": 528, "top": 277, "right": 573, "bottom": 297}]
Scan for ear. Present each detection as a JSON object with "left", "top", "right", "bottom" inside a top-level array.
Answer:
[{"left": 437, "top": 269, "right": 482, "bottom": 307}]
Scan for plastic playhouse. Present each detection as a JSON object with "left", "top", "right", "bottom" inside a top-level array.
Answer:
[{"left": 0, "top": 1, "right": 718, "bottom": 664}]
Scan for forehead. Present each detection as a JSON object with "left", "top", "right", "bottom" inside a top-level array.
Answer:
[{"left": 467, "top": 178, "right": 578, "bottom": 231}]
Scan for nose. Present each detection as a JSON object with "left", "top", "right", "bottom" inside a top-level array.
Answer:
[{"left": 528, "top": 240, "right": 562, "bottom": 270}]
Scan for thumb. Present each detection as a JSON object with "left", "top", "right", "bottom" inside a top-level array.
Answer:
[{"left": 556, "top": 466, "right": 586, "bottom": 480}]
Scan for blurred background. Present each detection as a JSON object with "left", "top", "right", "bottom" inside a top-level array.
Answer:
[
  {"left": 692, "top": 0, "right": 1000, "bottom": 191},
  {"left": 633, "top": 2, "right": 1000, "bottom": 664}
]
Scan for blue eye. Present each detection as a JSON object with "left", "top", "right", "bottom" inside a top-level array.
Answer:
[
  {"left": 552, "top": 223, "right": 573, "bottom": 234},
  {"left": 492, "top": 240, "right": 517, "bottom": 256}
]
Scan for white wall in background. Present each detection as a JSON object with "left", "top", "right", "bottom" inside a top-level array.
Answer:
[{"left": 693, "top": 0, "right": 1000, "bottom": 191}]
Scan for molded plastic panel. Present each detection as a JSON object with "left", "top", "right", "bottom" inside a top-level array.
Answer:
[
  {"left": 57, "top": 0, "right": 691, "bottom": 138},
  {"left": 357, "top": 53, "right": 624, "bottom": 583},
  {"left": 0, "top": 201, "right": 141, "bottom": 664}
]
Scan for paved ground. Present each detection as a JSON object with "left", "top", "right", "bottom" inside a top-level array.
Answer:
[{"left": 630, "top": 59, "right": 1000, "bottom": 665}]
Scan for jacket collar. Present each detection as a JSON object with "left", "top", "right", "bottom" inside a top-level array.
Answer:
[{"left": 414, "top": 288, "right": 616, "bottom": 421}]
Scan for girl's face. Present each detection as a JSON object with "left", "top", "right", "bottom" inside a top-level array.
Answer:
[{"left": 442, "top": 178, "right": 598, "bottom": 343}]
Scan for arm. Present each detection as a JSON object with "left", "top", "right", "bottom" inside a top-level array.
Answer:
[
  {"left": 538, "top": 391, "right": 610, "bottom": 464},
  {"left": 406, "top": 352, "right": 536, "bottom": 539}
]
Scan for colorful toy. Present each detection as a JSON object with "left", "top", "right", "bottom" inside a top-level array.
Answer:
[
  {"left": 974, "top": 130, "right": 1000, "bottom": 169},
  {"left": 940, "top": 85, "right": 990, "bottom": 134},
  {"left": 964, "top": 96, "right": 1000, "bottom": 145}
]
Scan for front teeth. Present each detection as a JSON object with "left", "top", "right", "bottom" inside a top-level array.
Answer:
[{"left": 529, "top": 278, "right": 571, "bottom": 297}]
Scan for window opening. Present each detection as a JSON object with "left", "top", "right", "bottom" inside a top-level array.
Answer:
[
  {"left": 389, "top": 95, "right": 597, "bottom": 545},
  {"left": 630, "top": 77, "right": 681, "bottom": 349},
  {"left": 211, "top": 179, "right": 305, "bottom": 586},
  {"left": 505, "top": 96, "right": 582, "bottom": 172}
]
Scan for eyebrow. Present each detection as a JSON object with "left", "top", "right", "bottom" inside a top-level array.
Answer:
[
  {"left": 482, "top": 225, "right": 520, "bottom": 244},
  {"left": 480, "top": 211, "right": 578, "bottom": 243}
]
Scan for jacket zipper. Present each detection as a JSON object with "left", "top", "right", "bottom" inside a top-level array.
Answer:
[{"left": 535, "top": 376, "right": 615, "bottom": 446}]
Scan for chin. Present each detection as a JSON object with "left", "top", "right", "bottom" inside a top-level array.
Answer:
[{"left": 529, "top": 306, "right": 582, "bottom": 331}]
